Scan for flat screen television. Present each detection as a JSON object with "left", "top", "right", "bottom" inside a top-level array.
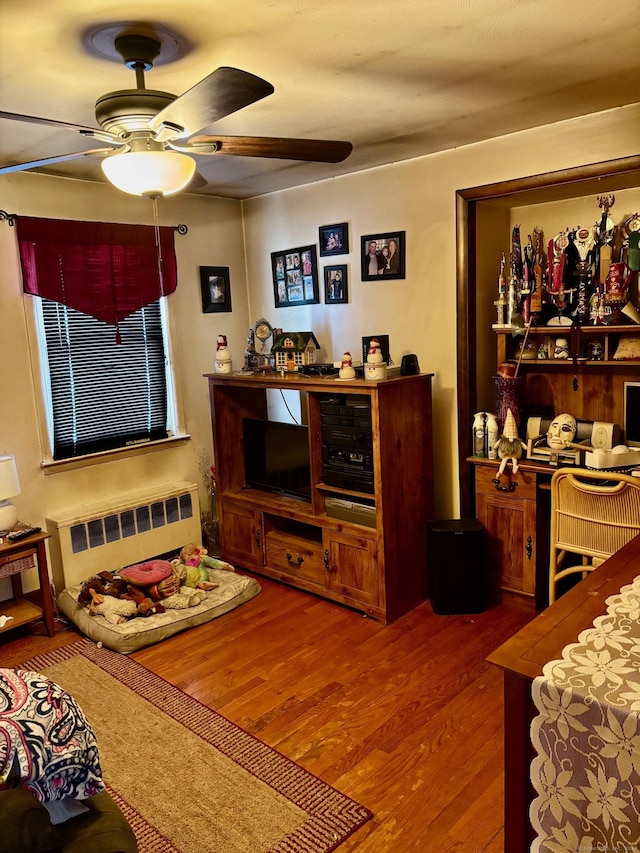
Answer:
[{"left": 242, "top": 417, "right": 311, "bottom": 501}]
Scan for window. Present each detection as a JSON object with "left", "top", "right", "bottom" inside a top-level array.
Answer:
[
  {"left": 15, "top": 214, "right": 180, "bottom": 463},
  {"left": 35, "top": 297, "right": 175, "bottom": 461}
]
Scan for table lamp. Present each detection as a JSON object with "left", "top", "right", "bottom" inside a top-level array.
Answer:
[{"left": 0, "top": 455, "right": 21, "bottom": 532}]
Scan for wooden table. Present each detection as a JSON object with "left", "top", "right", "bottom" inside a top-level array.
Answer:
[
  {"left": 487, "top": 533, "right": 640, "bottom": 852},
  {"left": 0, "top": 531, "right": 55, "bottom": 638}
]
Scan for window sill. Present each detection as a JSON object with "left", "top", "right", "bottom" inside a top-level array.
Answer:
[{"left": 41, "top": 434, "right": 191, "bottom": 475}]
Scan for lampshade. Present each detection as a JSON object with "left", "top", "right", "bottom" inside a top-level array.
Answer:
[
  {"left": 0, "top": 455, "right": 21, "bottom": 532},
  {"left": 101, "top": 150, "right": 196, "bottom": 197}
]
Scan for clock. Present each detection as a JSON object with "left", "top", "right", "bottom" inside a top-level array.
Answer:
[
  {"left": 253, "top": 318, "right": 274, "bottom": 353},
  {"left": 250, "top": 318, "right": 275, "bottom": 371}
]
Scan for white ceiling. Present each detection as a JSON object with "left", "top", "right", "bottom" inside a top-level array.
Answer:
[{"left": 1, "top": 0, "right": 639, "bottom": 200}]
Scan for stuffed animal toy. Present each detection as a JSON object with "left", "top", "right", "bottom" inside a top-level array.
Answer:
[
  {"left": 90, "top": 595, "right": 138, "bottom": 625},
  {"left": 78, "top": 572, "right": 164, "bottom": 619},
  {"left": 78, "top": 546, "right": 236, "bottom": 622},
  {"left": 122, "top": 585, "right": 165, "bottom": 617},
  {"left": 176, "top": 543, "right": 233, "bottom": 591}
]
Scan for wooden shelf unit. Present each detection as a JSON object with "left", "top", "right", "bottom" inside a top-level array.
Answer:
[
  {"left": 456, "top": 155, "right": 640, "bottom": 606},
  {"left": 0, "top": 531, "right": 55, "bottom": 637},
  {"left": 206, "top": 371, "right": 434, "bottom": 624}
]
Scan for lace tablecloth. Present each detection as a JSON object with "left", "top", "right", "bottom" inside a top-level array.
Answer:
[{"left": 531, "top": 575, "right": 640, "bottom": 852}]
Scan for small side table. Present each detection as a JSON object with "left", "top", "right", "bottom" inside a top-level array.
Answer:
[{"left": 0, "top": 531, "right": 55, "bottom": 638}]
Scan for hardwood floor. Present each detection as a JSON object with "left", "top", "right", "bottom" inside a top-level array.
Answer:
[{"left": 0, "top": 574, "right": 535, "bottom": 851}]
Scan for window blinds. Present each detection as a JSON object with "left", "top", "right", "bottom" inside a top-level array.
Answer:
[{"left": 42, "top": 299, "right": 168, "bottom": 460}]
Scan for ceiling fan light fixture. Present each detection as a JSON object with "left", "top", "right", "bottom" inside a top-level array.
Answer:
[{"left": 101, "top": 150, "right": 196, "bottom": 197}]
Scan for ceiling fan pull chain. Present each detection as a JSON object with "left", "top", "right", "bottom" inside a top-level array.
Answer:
[{"left": 151, "top": 195, "right": 165, "bottom": 296}]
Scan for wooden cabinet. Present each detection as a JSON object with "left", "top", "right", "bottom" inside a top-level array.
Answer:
[
  {"left": 0, "top": 531, "right": 55, "bottom": 638},
  {"left": 457, "top": 156, "right": 640, "bottom": 606},
  {"left": 206, "top": 371, "right": 434, "bottom": 624},
  {"left": 323, "top": 528, "right": 378, "bottom": 608},
  {"left": 474, "top": 462, "right": 538, "bottom": 598},
  {"left": 219, "top": 501, "right": 263, "bottom": 568}
]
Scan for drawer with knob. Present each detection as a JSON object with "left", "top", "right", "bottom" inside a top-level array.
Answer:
[{"left": 265, "top": 530, "right": 326, "bottom": 586}]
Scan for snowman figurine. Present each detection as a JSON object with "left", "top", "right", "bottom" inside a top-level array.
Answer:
[
  {"left": 338, "top": 352, "right": 356, "bottom": 380},
  {"left": 366, "top": 338, "right": 384, "bottom": 364},
  {"left": 215, "top": 334, "right": 233, "bottom": 374}
]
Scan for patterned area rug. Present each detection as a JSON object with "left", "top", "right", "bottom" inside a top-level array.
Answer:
[{"left": 19, "top": 640, "right": 372, "bottom": 853}]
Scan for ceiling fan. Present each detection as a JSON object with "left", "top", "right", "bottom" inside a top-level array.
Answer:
[{"left": 0, "top": 32, "right": 353, "bottom": 197}]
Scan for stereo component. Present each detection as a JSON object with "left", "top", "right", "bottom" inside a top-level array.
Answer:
[{"left": 320, "top": 395, "right": 374, "bottom": 493}]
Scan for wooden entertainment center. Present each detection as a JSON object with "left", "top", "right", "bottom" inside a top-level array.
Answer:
[{"left": 205, "top": 371, "right": 434, "bottom": 623}]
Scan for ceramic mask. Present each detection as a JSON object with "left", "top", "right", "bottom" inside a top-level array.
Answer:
[{"left": 546, "top": 413, "right": 577, "bottom": 449}]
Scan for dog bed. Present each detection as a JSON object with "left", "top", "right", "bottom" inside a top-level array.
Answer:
[{"left": 56, "top": 568, "right": 261, "bottom": 654}]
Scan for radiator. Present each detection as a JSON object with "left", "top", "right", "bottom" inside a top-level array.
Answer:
[{"left": 46, "top": 481, "right": 201, "bottom": 592}]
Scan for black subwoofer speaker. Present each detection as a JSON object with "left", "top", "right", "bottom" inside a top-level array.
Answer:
[{"left": 427, "top": 519, "right": 485, "bottom": 614}]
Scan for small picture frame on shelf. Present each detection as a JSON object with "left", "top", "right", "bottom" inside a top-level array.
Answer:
[
  {"left": 319, "top": 222, "right": 349, "bottom": 256},
  {"left": 324, "top": 265, "right": 348, "bottom": 304},
  {"left": 361, "top": 231, "right": 406, "bottom": 281},
  {"left": 200, "top": 266, "right": 232, "bottom": 313}
]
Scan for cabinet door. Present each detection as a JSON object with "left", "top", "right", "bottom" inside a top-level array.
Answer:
[
  {"left": 219, "top": 502, "right": 263, "bottom": 568},
  {"left": 476, "top": 491, "right": 536, "bottom": 596},
  {"left": 323, "top": 530, "right": 378, "bottom": 607}
]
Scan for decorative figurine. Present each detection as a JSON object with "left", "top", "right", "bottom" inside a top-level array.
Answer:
[
  {"left": 546, "top": 413, "right": 577, "bottom": 450},
  {"left": 472, "top": 412, "right": 486, "bottom": 457},
  {"left": 494, "top": 409, "right": 527, "bottom": 476},
  {"left": 588, "top": 341, "right": 603, "bottom": 361},
  {"left": 604, "top": 262, "right": 631, "bottom": 325},
  {"left": 554, "top": 337, "right": 570, "bottom": 359},
  {"left": 364, "top": 337, "right": 387, "bottom": 379},
  {"left": 242, "top": 328, "right": 256, "bottom": 372},
  {"left": 215, "top": 334, "right": 232, "bottom": 374},
  {"left": 338, "top": 352, "right": 356, "bottom": 380},
  {"left": 493, "top": 252, "right": 509, "bottom": 329},
  {"left": 367, "top": 338, "right": 384, "bottom": 364},
  {"left": 485, "top": 412, "right": 499, "bottom": 460}
]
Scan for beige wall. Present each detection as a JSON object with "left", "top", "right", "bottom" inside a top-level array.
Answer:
[
  {"left": 0, "top": 171, "right": 249, "bottom": 594},
  {"left": 242, "top": 103, "right": 640, "bottom": 516},
  {"left": 1, "top": 102, "right": 638, "bottom": 595}
]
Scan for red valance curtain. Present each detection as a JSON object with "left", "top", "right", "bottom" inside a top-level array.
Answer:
[{"left": 15, "top": 216, "right": 177, "bottom": 325}]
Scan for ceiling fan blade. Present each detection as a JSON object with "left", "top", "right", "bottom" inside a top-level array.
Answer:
[
  {"left": 186, "top": 135, "right": 353, "bottom": 163},
  {"left": 149, "top": 67, "right": 274, "bottom": 139},
  {"left": 0, "top": 148, "right": 115, "bottom": 175},
  {"left": 0, "top": 109, "right": 111, "bottom": 140}
]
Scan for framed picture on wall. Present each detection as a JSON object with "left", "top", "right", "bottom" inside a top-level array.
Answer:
[
  {"left": 271, "top": 245, "right": 319, "bottom": 307},
  {"left": 200, "top": 266, "right": 232, "bottom": 313},
  {"left": 319, "top": 222, "right": 349, "bottom": 256},
  {"left": 361, "top": 230, "right": 406, "bottom": 281},
  {"left": 324, "top": 264, "right": 348, "bottom": 304}
]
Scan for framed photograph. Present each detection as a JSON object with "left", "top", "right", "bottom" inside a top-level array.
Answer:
[
  {"left": 361, "top": 231, "right": 406, "bottom": 281},
  {"left": 200, "top": 266, "right": 232, "bottom": 313},
  {"left": 324, "top": 264, "right": 348, "bottom": 304},
  {"left": 319, "top": 222, "right": 349, "bottom": 257},
  {"left": 271, "top": 245, "right": 319, "bottom": 307}
]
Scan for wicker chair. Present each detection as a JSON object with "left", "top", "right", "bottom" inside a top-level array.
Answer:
[{"left": 549, "top": 468, "right": 640, "bottom": 605}]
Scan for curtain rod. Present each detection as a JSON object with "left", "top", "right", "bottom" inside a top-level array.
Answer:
[{"left": 0, "top": 211, "right": 188, "bottom": 234}]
